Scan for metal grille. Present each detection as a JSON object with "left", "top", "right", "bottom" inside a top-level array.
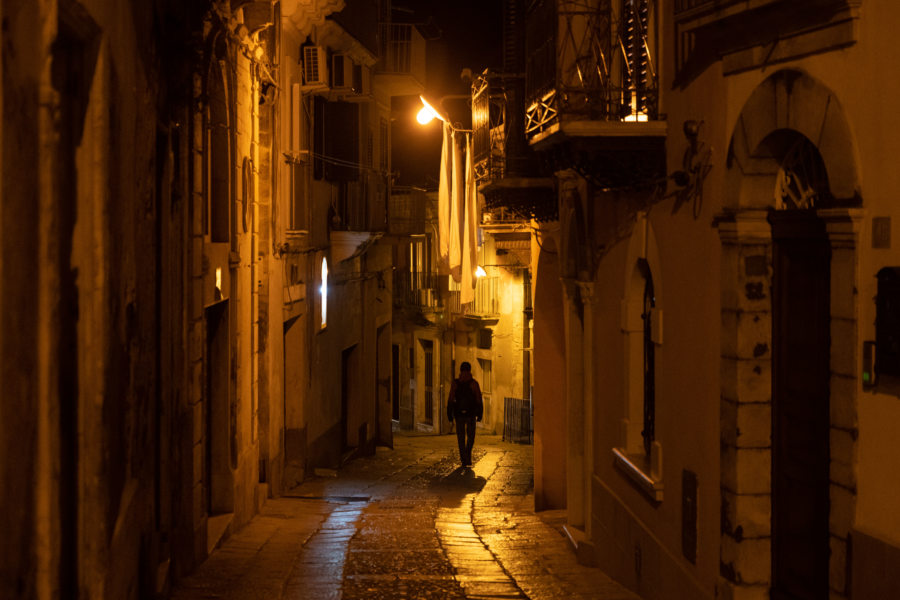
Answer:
[
  {"left": 393, "top": 272, "right": 441, "bottom": 309},
  {"left": 388, "top": 187, "right": 426, "bottom": 235},
  {"left": 449, "top": 276, "right": 500, "bottom": 316},
  {"left": 525, "top": 0, "right": 660, "bottom": 137},
  {"left": 503, "top": 397, "right": 533, "bottom": 444}
]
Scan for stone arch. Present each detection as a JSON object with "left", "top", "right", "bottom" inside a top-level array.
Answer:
[
  {"left": 718, "top": 68, "right": 862, "bottom": 599},
  {"left": 726, "top": 68, "right": 860, "bottom": 209}
]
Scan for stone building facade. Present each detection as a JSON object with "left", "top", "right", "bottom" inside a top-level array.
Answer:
[
  {"left": 0, "top": 0, "right": 419, "bottom": 596},
  {"left": 517, "top": 0, "right": 900, "bottom": 599}
]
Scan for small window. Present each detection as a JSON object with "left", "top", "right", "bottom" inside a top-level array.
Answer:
[
  {"left": 289, "top": 161, "right": 308, "bottom": 231},
  {"left": 320, "top": 257, "right": 328, "bottom": 329},
  {"left": 477, "top": 328, "right": 493, "bottom": 350},
  {"left": 640, "top": 259, "right": 656, "bottom": 456},
  {"left": 478, "top": 358, "right": 492, "bottom": 394}
]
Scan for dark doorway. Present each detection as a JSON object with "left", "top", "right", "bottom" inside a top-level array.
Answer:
[
  {"left": 770, "top": 211, "right": 831, "bottom": 600},
  {"left": 376, "top": 325, "right": 393, "bottom": 447},
  {"left": 341, "top": 345, "right": 360, "bottom": 452},
  {"left": 205, "top": 301, "right": 233, "bottom": 515},
  {"left": 421, "top": 339, "right": 434, "bottom": 425},
  {"left": 392, "top": 344, "right": 400, "bottom": 421},
  {"left": 52, "top": 5, "right": 99, "bottom": 589}
]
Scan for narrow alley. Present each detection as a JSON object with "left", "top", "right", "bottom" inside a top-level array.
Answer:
[
  {"left": 6, "top": 1, "right": 900, "bottom": 599},
  {"left": 170, "top": 434, "right": 637, "bottom": 600}
]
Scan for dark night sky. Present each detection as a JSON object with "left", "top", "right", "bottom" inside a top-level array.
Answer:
[{"left": 391, "top": 0, "right": 503, "bottom": 188}]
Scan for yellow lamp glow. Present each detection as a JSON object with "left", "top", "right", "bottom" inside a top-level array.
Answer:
[
  {"left": 416, "top": 106, "right": 436, "bottom": 124},
  {"left": 417, "top": 95, "right": 446, "bottom": 125},
  {"left": 475, "top": 266, "right": 487, "bottom": 278}
]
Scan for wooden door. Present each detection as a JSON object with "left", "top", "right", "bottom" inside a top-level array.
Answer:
[{"left": 771, "top": 212, "right": 831, "bottom": 600}]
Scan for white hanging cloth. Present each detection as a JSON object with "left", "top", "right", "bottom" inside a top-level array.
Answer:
[
  {"left": 460, "top": 132, "right": 478, "bottom": 304},
  {"left": 437, "top": 122, "right": 452, "bottom": 274}
]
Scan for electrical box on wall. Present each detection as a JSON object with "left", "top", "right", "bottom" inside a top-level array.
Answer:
[{"left": 876, "top": 267, "right": 900, "bottom": 377}]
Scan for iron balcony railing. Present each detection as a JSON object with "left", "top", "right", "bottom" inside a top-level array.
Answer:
[
  {"left": 377, "top": 23, "right": 426, "bottom": 76},
  {"left": 449, "top": 276, "right": 500, "bottom": 317},
  {"left": 525, "top": 0, "right": 660, "bottom": 138},
  {"left": 503, "top": 397, "right": 533, "bottom": 444},
  {"left": 393, "top": 272, "right": 441, "bottom": 310},
  {"left": 388, "top": 187, "right": 427, "bottom": 236},
  {"left": 331, "top": 170, "right": 388, "bottom": 233}
]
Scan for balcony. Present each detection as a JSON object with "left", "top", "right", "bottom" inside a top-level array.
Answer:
[
  {"left": 449, "top": 276, "right": 500, "bottom": 320},
  {"left": 673, "top": 0, "right": 860, "bottom": 86},
  {"left": 388, "top": 186, "right": 427, "bottom": 236},
  {"left": 393, "top": 272, "right": 441, "bottom": 311},
  {"left": 472, "top": 70, "right": 556, "bottom": 222},
  {"left": 523, "top": 0, "right": 666, "bottom": 190},
  {"left": 330, "top": 169, "right": 387, "bottom": 233},
  {"left": 375, "top": 23, "right": 426, "bottom": 96}
]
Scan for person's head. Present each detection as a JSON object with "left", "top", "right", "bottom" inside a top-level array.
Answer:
[{"left": 459, "top": 361, "right": 472, "bottom": 379}]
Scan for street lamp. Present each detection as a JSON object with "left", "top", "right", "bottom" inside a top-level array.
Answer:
[
  {"left": 417, "top": 95, "right": 447, "bottom": 124},
  {"left": 416, "top": 94, "right": 471, "bottom": 132}
]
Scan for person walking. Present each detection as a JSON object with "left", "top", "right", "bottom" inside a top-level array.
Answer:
[{"left": 447, "top": 361, "right": 483, "bottom": 467}]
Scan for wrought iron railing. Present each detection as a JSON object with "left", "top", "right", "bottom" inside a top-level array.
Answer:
[
  {"left": 449, "top": 276, "right": 500, "bottom": 316},
  {"left": 503, "top": 397, "right": 533, "bottom": 444},
  {"left": 525, "top": 0, "right": 660, "bottom": 138},
  {"left": 377, "top": 23, "right": 426, "bottom": 76},
  {"left": 388, "top": 187, "right": 426, "bottom": 236},
  {"left": 331, "top": 170, "right": 388, "bottom": 232},
  {"left": 393, "top": 272, "right": 441, "bottom": 309}
]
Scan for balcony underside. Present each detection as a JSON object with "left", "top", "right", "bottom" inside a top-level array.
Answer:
[
  {"left": 373, "top": 72, "right": 424, "bottom": 97},
  {"left": 531, "top": 122, "right": 667, "bottom": 192},
  {"left": 481, "top": 177, "right": 556, "bottom": 223}
]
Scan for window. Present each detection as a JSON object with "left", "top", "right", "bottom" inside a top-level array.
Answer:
[
  {"left": 613, "top": 241, "right": 664, "bottom": 501},
  {"left": 379, "top": 117, "right": 388, "bottom": 173},
  {"left": 320, "top": 257, "right": 328, "bottom": 329},
  {"left": 622, "top": 0, "right": 657, "bottom": 121},
  {"left": 477, "top": 328, "right": 493, "bottom": 350},
  {"left": 209, "top": 61, "right": 231, "bottom": 242},
  {"left": 289, "top": 161, "right": 307, "bottom": 230},
  {"left": 478, "top": 358, "right": 492, "bottom": 394},
  {"left": 640, "top": 260, "right": 656, "bottom": 456}
]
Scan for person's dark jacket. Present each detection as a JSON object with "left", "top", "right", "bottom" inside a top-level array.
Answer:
[{"left": 447, "top": 377, "right": 483, "bottom": 422}]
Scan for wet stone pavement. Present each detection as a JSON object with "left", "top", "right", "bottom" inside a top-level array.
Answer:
[{"left": 170, "top": 433, "right": 639, "bottom": 600}]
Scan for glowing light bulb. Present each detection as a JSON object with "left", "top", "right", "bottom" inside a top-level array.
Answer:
[
  {"left": 417, "top": 106, "right": 435, "bottom": 124},
  {"left": 475, "top": 266, "right": 487, "bottom": 278},
  {"left": 417, "top": 96, "right": 446, "bottom": 125}
]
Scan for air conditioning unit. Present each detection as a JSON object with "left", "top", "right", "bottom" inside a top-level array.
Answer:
[
  {"left": 302, "top": 46, "right": 327, "bottom": 88},
  {"left": 332, "top": 54, "right": 354, "bottom": 91}
]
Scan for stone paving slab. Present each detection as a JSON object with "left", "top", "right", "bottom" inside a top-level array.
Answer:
[{"left": 170, "top": 433, "right": 640, "bottom": 600}]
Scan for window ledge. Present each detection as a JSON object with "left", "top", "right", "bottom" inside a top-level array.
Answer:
[{"left": 613, "top": 447, "right": 663, "bottom": 502}]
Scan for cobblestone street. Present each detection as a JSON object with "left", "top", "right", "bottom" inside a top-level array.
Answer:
[{"left": 170, "top": 433, "right": 639, "bottom": 599}]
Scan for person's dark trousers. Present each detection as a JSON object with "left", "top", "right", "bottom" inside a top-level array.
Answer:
[{"left": 455, "top": 416, "right": 476, "bottom": 466}]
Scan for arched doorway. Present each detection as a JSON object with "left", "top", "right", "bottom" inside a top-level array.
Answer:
[
  {"left": 719, "top": 69, "right": 861, "bottom": 600},
  {"left": 768, "top": 133, "right": 833, "bottom": 599}
]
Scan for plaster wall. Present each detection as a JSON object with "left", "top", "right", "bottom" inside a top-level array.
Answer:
[
  {"left": 532, "top": 235, "right": 567, "bottom": 511},
  {"left": 585, "top": 4, "right": 900, "bottom": 599}
]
